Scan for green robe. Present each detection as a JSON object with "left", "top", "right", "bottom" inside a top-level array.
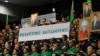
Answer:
[
  {"left": 41, "top": 51, "right": 52, "bottom": 56},
  {"left": 0, "top": 53, "right": 2, "bottom": 56},
  {"left": 53, "top": 49, "right": 63, "bottom": 55},
  {"left": 66, "top": 46, "right": 77, "bottom": 55},
  {"left": 5, "top": 53, "right": 11, "bottom": 56},
  {"left": 30, "top": 52, "right": 40, "bottom": 56},
  {"left": 23, "top": 53, "right": 30, "bottom": 56}
]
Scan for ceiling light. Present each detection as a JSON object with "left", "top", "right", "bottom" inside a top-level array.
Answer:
[
  {"left": 52, "top": 8, "right": 55, "bottom": 12},
  {"left": 4, "top": 0, "right": 9, "bottom": 3}
]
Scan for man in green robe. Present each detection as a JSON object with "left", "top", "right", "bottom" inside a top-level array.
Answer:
[
  {"left": 52, "top": 43, "right": 63, "bottom": 55},
  {"left": 66, "top": 40, "right": 77, "bottom": 55},
  {"left": 30, "top": 45, "right": 40, "bottom": 56},
  {"left": 30, "top": 52, "right": 40, "bottom": 56},
  {"left": 3, "top": 49, "right": 11, "bottom": 56},
  {"left": 41, "top": 44, "right": 52, "bottom": 56},
  {"left": 0, "top": 52, "right": 2, "bottom": 56},
  {"left": 23, "top": 48, "right": 30, "bottom": 56},
  {"left": 5, "top": 53, "right": 11, "bottom": 56}
]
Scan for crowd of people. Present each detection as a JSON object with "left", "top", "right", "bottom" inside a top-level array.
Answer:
[{"left": 0, "top": 17, "right": 100, "bottom": 56}]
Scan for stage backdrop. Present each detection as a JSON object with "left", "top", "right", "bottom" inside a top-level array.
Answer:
[{"left": 19, "top": 22, "right": 70, "bottom": 42}]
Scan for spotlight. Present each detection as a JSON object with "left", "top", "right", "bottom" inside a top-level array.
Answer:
[{"left": 4, "top": 0, "right": 9, "bottom": 3}]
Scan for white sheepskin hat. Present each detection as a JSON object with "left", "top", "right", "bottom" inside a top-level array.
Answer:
[{"left": 81, "top": 20, "right": 88, "bottom": 27}]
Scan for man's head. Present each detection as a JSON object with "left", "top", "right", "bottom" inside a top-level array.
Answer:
[
  {"left": 53, "top": 43, "right": 60, "bottom": 50},
  {"left": 13, "top": 23, "right": 16, "bottom": 27},
  {"left": 87, "top": 45, "right": 96, "bottom": 55},
  {"left": 31, "top": 45, "right": 38, "bottom": 52},
  {"left": 70, "top": 31, "right": 76, "bottom": 37},
  {"left": 43, "top": 18, "right": 46, "bottom": 22},
  {"left": 50, "top": 38, "right": 56, "bottom": 43},
  {"left": 23, "top": 48, "right": 29, "bottom": 54},
  {"left": 97, "top": 39, "right": 100, "bottom": 49},
  {"left": 62, "top": 35, "right": 68, "bottom": 41},
  {"left": 68, "top": 40, "right": 75, "bottom": 47},
  {"left": 14, "top": 38, "right": 18, "bottom": 44},
  {"left": 76, "top": 44, "right": 82, "bottom": 52},
  {"left": 2, "top": 29, "right": 5, "bottom": 33},
  {"left": 93, "top": 14, "right": 98, "bottom": 21},
  {"left": 42, "top": 44, "right": 49, "bottom": 51},
  {"left": 6, "top": 25, "right": 10, "bottom": 30},
  {"left": 85, "top": 3, "right": 89, "bottom": 10},
  {"left": 13, "top": 49, "right": 18, "bottom": 55},
  {"left": 14, "top": 44, "right": 19, "bottom": 50},
  {"left": 4, "top": 42, "right": 10, "bottom": 49},
  {"left": 81, "top": 20, "right": 88, "bottom": 31},
  {"left": 36, "top": 19, "right": 40, "bottom": 24}
]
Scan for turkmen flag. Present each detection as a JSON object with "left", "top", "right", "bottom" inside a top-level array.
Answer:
[
  {"left": 70, "top": 0, "right": 74, "bottom": 23},
  {"left": 6, "top": 14, "right": 8, "bottom": 26},
  {"left": 86, "top": 0, "right": 92, "bottom": 2}
]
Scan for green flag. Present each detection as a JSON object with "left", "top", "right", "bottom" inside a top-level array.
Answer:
[
  {"left": 6, "top": 14, "right": 8, "bottom": 26},
  {"left": 70, "top": 0, "right": 74, "bottom": 23},
  {"left": 86, "top": 0, "right": 91, "bottom": 2}
]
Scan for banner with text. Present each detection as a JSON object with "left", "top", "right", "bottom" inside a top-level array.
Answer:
[
  {"left": 19, "top": 22, "right": 70, "bottom": 42},
  {"left": 39, "top": 13, "right": 56, "bottom": 24},
  {"left": 21, "top": 18, "right": 30, "bottom": 28}
]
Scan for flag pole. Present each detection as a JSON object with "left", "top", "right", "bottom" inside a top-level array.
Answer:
[
  {"left": 5, "top": 13, "right": 8, "bottom": 27},
  {"left": 70, "top": 0, "right": 74, "bottom": 24}
]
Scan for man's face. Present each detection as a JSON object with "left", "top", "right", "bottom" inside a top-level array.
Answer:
[
  {"left": 85, "top": 4, "right": 89, "bottom": 10},
  {"left": 4, "top": 43, "right": 10, "bottom": 49},
  {"left": 14, "top": 39, "right": 18, "bottom": 44},
  {"left": 93, "top": 15, "right": 97, "bottom": 21},
  {"left": 68, "top": 40, "right": 74, "bottom": 47},
  {"left": 43, "top": 45, "right": 48, "bottom": 51},
  {"left": 13, "top": 24, "right": 16, "bottom": 27},
  {"left": 53, "top": 44, "right": 58, "bottom": 50},
  {"left": 82, "top": 26, "right": 87, "bottom": 31},
  {"left": 23, "top": 48, "right": 28, "bottom": 54},
  {"left": 87, "top": 46, "right": 94, "bottom": 55},
  {"left": 76, "top": 45, "right": 79, "bottom": 51},
  {"left": 13, "top": 49, "right": 17, "bottom": 55},
  {"left": 62, "top": 37, "right": 66, "bottom": 41},
  {"left": 50, "top": 38, "right": 54, "bottom": 43},
  {"left": 31, "top": 46, "right": 37, "bottom": 52},
  {"left": 6, "top": 25, "right": 10, "bottom": 30},
  {"left": 97, "top": 41, "right": 100, "bottom": 49},
  {"left": 71, "top": 31, "right": 76, "bottom": 37},
  {"left": 2, "top": 29, "right": 5, "bottom": 33}
]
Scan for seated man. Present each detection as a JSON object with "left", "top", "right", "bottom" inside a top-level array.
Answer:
[
  {"left": 66, "top": 40, "right": 77, "bottom": 55},
  {"left": 41, "top": 44, "right": 52, "bottom": 56},
  {"left": 30, "top": 45, "right": 40, "bottom": 56},
  {"left": 52, "top": 43, "right": 63, "bottom": 56}
]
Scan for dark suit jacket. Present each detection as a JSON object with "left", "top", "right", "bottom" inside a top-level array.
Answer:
[
  {"left": 92, "top": 20, "right": 100, "bottom": 30},
  {"left": 84, "top": 9, "right": 91, "bottom": 17}
]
